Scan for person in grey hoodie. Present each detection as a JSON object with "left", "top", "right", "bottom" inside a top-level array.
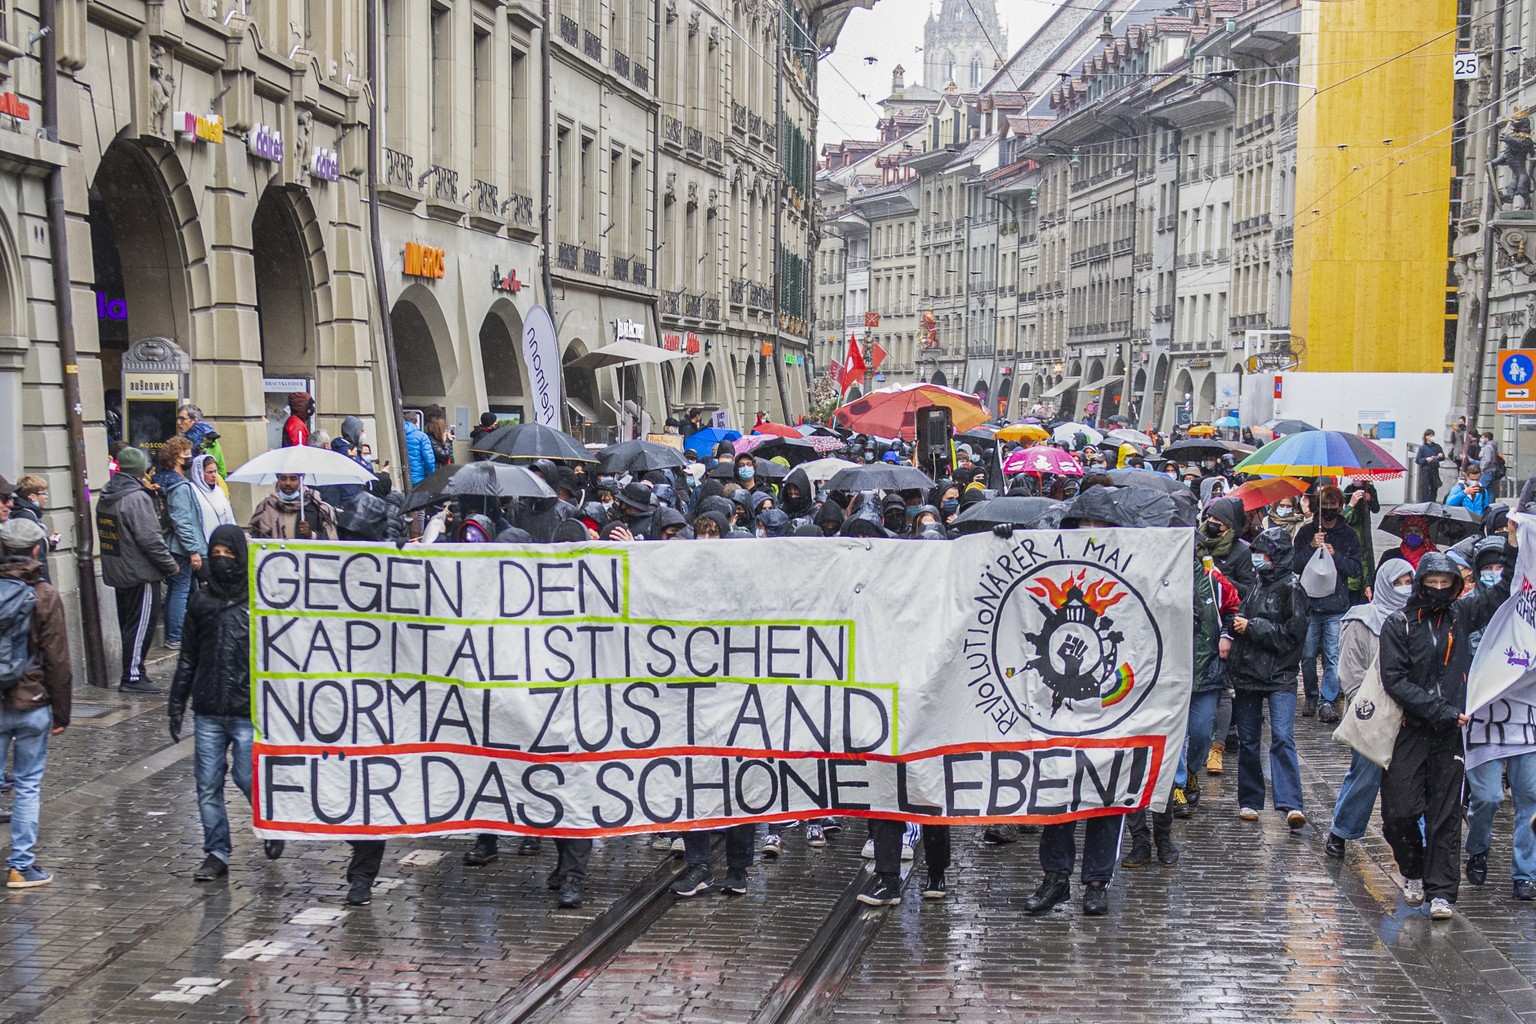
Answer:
[{"left": 96, "top": 447, "right": 178, "bottom": 694}]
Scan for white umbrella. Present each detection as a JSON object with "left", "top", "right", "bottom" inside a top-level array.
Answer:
[
  {"left": 564, "top": 339, "right": 682, "bottom": 369},
  {"left": 1052, "top": 422, "right": 1104, "bottom": 447},
  {"left": 227, "top": 446, "right": 377, "bottom": 486},
  {"left": 1107, "top": 428, "right": 1154, "bottom": 447},
  {"left": 797, "top": 457, "right": 859, "bottom": 487}
]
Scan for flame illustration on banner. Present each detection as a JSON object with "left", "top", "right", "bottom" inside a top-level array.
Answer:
[{"left": 1023, "top": 570, "right": 1135, "bottom": 713}]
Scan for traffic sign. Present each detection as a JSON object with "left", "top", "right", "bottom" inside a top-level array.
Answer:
[
  {"left": 1497, "top": 349, "right": 1536, "bottom": 413},
  {"left": 1454, "top": 51, "right": 1481, "bottom": 80}
]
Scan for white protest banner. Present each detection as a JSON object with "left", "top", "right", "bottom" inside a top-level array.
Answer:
[
  {"left": 521, "top": 303, "right": 562, "bottom": 428},
  {"left": 1466, "top": 516, "right": 1536, "bottom": 770},
  {"left": 250, "top": 530, "right": 1193, "bottom": 840}
]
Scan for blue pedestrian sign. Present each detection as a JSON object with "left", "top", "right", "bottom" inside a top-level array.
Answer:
[{"left": 1498, "top": 349, "right": 1536, "bottom": 413}]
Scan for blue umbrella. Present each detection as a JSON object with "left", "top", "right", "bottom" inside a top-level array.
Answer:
[
  {"left": 682, "top": 427, "right": 741, "bottom": 454},
  {"left": 1214, "top": 415, "right": 1241, "bottom": 428}
]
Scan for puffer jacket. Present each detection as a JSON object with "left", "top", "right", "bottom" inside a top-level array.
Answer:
[
  {"left": 1225, "top": 566, "right": 1309, "bottom": 693},
  {"left": 96, "top": 471, "right": 177, "bottom": 588},
  {"left": 404, "top": 419, "right": 436, "bottom": 486},
  {"left": 0, "top": 556, "right": 71, "bottom": 726},
  {"left": 1379, "top": 549, "right": 1514, "bottom": 732},
  {"left": 170, "top": 533, "right": 250, "bottom": 720}
]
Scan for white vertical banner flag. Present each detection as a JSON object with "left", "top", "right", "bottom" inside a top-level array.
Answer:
[
  {"left": 250, "top": 530, "right": 1193, "bottom": 840},
  {"left": 1466, "top": 516, "right": 1536, "bottom": 770},
  {"left": 521, "top": 304, "right": 562, "bottom": 428}
]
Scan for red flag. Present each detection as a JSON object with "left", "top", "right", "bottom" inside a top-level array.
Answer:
[
  {"left": 839, "top": 334, "right": 867, "bottom": 392},
  {"left": 869, "top": 341, "right": 888, "bottom": 374}
]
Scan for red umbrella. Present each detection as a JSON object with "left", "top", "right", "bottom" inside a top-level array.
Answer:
[
  {"left": 1003, "top": 446, "right": 1084, "bottom": 477},
  {"left": 1227, "top": 476, "right": 1309, "bottom": 512},
  {"left": 833, "top": 383, "right": 990, "bottom": 440},
  {"left": 750, "top": 421, "right": 802, "bottom": 439}
]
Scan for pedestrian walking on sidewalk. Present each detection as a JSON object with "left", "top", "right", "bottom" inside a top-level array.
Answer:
[
  {"left": 1292, "top": 486, "right": 1361, "bottom": 722},
  {"left": 96, "top": 446, "right": 178, "bottom": 694},
  {"left": 168, "top": 524, "right": 284, "bottom": 882},
  {"left": 152, "top": 438, "right": 206, "bottom": 651},
  {"left": 0, "top": 518, "right": 72, "bottom": 889}
]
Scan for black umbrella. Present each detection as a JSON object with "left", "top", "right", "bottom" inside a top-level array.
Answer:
[
  {"left": 749, "top": 435, "right": 820, "bottom": 465},
  {"left": 404, "top": 461, "right": 555, "bottom": 512},
  {"left": 949, "top": 496, "right": 1058, "bottom": 535},
  {"left": 1264, "top": 418, "right": 1318, "bottom": 436},
  {"left": 1060, "top": 485, "right": 1184, "bottom": 529},
  {"left": 708, "top": 457, "right": 791, "bottom": 481},
  {"left": 473, "top": 422, "right": 595, "bottom": 463},
  {"left": 597, "top": 439, "right": 688, "bottom": 474},
  {"left": 825, "top": 463, "right": 935, "bottom": 493},
  {"left": 1104, "top": 468, "right": 1187, "bottom": 494},
  {"left": 1380, "top": 501, "right": 1482, "bottom": 545},
  {"left": 1158, "top": 439, "right": 1230, "bottom": 463}
]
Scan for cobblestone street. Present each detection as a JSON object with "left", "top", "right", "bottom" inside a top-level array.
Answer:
[{"left": 4, "top": 647, "right": 1536, "bottom": 1024}]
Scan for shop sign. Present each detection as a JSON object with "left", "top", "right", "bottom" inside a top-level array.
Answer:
[
  {"left": 404, "top": 242, "right": 446, "bottom": 279},
  {"left": 311, "top": 147, "right": 340, "bottom": 182},
  {"left": 0, "top": 93, "right": 30, "bottom": 120},
  {"left": 492, "top": 265, "right": 524, "bottom": 294},
  {"left": 250, "top": 122, "right": 284, "bottom": 163},
  {"left": 685, "top": 333, "right": 701, "bottom": 355},
  {"left": 864, "top": 310, "right": 880, "bottom": 328},
  {"left": 96, "top": 293, "right": 127, "bottom": 321},
  {"left": 615, "top": 318, "right": 645, "bottom": 342},
  {"left": 662, "top": 333, "right": 682, "bottom": 351},
  {"left": 174, "top": 111, "right": 224, "bottom": 143}
]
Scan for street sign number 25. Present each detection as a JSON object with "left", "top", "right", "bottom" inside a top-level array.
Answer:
[{"left": 1455, "top": 52, "right": 1481, "bottom": 80}]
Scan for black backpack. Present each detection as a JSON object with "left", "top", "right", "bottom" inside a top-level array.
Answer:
[{"left": 0, "top": 577, "right": 37, "bottom": 691}]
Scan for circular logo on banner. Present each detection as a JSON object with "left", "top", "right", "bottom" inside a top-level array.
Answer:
[
  {"left": 988, "top": 561, "right": 1164, "bottom": 737},
  {"left": 1503, "top": 352, "right": 1534, "bottom": 386}
]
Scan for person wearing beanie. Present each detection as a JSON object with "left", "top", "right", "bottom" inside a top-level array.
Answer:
[
  {"left": 0, "top": 517, "right": 71, "bottom": 889},
  {"left": 283, "top": 392, "right": 313, "bottom": 448},
  {"left": 469, "top": 412, "right": 499, "bottom": 460},
  {"left": 95, "top": 447, "right": 178, "bottom": 695}
]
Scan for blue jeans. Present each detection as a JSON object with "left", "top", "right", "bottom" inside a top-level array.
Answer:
[
  {"left": 1467, "top": 754, "right": 1536, "bottom": 881},
  {"left": 1329, "top": 750, "right": 1384, "bottom": 840},
  {"left": 1300, "top": 614, "right": 1343, "bottom": 704},
  {"left": 195, "top": 716, "right": 253, "bottom": 862},
  {"left": 164, "top": 553, "right": 194, "bottom": 645},
  {"left": 0, "top": 706, "right": 53, "bottom": 870},
  {"left": 1233, "top": 689, "right": 1304, "bottom": 812},
  {"left": 1178, "top": 689, "right": 1223, "bottom": 787}
]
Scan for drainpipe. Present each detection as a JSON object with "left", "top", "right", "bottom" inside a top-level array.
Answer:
[
  {"left": 367, "top": 0, "right": 410, "bottom": 487},
  {"left": 768, "top": 2, "right": 792, "bottom": 421},
  {"left": 1152, "top": 116, "right": 1180, "bottom": 430},
  {"left": 40, "top": 0, "right": 108, "bottom": 689},
  {"left": 1467, "top": 12, "right": 1506, "bottom": 427},
  {"left": 541, "top": 0, "right": 561, "bottom": 430}
]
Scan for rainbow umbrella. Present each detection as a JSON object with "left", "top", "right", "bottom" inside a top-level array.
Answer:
[{"left": 1234, "top": 430, "right": 1404, "bottom": 479}]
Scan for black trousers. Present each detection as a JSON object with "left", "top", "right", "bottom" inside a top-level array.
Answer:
[
  {"left": 1381, "top": 724, "right": 1464, "bottom": 903},
  {"left": 114, "top": 581, "right": 160, "bottom": 686},
  {"left": 346, "top": 840, "right": 386, "bottom": 884},
  {"left": 870, "top": 819, "right": 951, "bottom": 878},
  {"left": 1039, "top": 817, "right": 1124, "bottom": 884},
  {"left": 1126, "top": 806, "right": 1172, "bottom": 845},
  {"left": 683, "top": 823, "right": 755, "bottom": 870},
  {"left": 547, "top": 838, "right": 593, "bottom": 886}
]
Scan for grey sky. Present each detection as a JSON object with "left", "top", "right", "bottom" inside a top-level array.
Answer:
[{"left": 817, "top": 0, "right": 1053, "bottom": 144}]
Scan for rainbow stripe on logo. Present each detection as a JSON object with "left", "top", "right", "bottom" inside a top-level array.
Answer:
[{"left": 1101, "top": 664, "right": 1135, "bottom": 707}]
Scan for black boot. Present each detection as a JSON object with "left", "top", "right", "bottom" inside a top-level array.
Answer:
[
  {"left": 463, "top": 834, "right": 499, "bottom": 866},
  {"left": 1082, "top": 881, "right": 1109, "bottom": 916},
  {"left": 1024, "top": 872, "right": 1070, "bottom": 915},
  {"left": 518, "top": 836, "right": 542, "bottom": 856},
  {"left": 1302, "top": 696, "right": 1318, "bottom": 718},
  {"left": 1152, "top": 808, "right": 1178, "bottom": 865},
  {"left": 1467, "top": 852, "right": 1489, "bottom": 887},
  {"left": 558, "top": 879, "right": 583, "bottom": 908},
  {"left": 1121, "top": 839, "right": 1152, "bottom": 868}
]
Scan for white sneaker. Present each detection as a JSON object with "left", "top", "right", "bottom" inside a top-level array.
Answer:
[
  {"left": 861, "top": 839, "right": 875, "bottom": 859},
  {"left": 1404, "top": 878, "right": 1424, "bottom": 906},
  {"left": 1430, "top": 897, "right": 1454, "bottom": 920},
  {"left": 650, "top": 834, "right": 672, "bottom": 851},
  {"left": 670, "top": 837, "right": 684, "bottom": 855},
  {"left": 761, "top": 834, "right": 782, "bottom": 859},
  {"left": 807, "top": 824, "right": 826, "bottom": 847},
  {"left": 900, "top": 842, "right": 916, "bottom": 862},
  {"left": 1238, "top": 807, "right": 1259, "bottom": 821},
  {"left": 1286, "top": 810, "right": 1307, "bottom": 830}
]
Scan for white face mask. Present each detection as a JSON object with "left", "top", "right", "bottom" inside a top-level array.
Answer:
[{"left": 1394, "top": 584, "right": 1414, "bottom": 597}]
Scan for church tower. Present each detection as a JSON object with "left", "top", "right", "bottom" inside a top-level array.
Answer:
[{"left": 922, "top": 0, "right": 1005, "bottom": 91}]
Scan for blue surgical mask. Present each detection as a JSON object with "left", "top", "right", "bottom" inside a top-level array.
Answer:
[
  {"left": 1403, "top": 532, "right": 1425, "bottom": 550},
  {"left": 1481, "top": 570, "right": 1502, "bottom": 587},
  {"left": 277, "top": 487, "right": 301, "bottom": 502},
  {"left": 941, "top": 499, "right": 959, "bottom": 514},
  {"left": 739, "top": 466, "right": 755, "bottom": 481},
  {"left": 1252, "top": 553, "right": 1271, "bottom": 571}
]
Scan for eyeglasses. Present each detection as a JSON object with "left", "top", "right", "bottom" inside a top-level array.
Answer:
[{"left": 175, "top": 414, "right": 192, "bottom": 422}]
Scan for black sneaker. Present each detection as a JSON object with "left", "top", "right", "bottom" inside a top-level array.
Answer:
[
  {"left": 1121, "top": 840, "right": 1152, "bottom": 868},
  {"left": 546, "top": 870, "right": 562, "bottom": 891},
  {"left": 1318, "top": 701, "right": 1341, "bottom": 725},
  {"left": 1024, "top": 873, "right": 1070, "bottom": 914},
  {"left": 558, "top": 880, "right": 583, "bottom": 908},
  {"left": 1184, "top": 774, "right": 1201, "bottom": 808},
  {"left": 1302, "top": 696, "right": 1318, "bottom": 718},
  {"left": 1082, "top": 881, "right": 1109, "bottom": 916},
  {"left": 1155, "top": 837, "right": 1180, "bottom": 866},
  {"left": 1516, "top": 879, "right": 1535, "bottom": 901},
  {"left": 193, "top": 854, "right": 227, "bottom": 882},
  {"left": 346, "top": 880, "right": 373, "bottom": 906},
  {"left": 1467, "top": 852, "right": 1489, "bottom": 887},
  {"left": 263, "top": 840, "right": 286, "bottom": 861},
  {"left": 820, "top": 820, "right": 843, "bottom": 838},
  {"left": 1324, "top": 833, "right": 1347, "bottom": 860},
  {"left": 857, "top": 873, "right": 902, "bottom": 906},
  {"left": 921, "top": 874, "right": 948, "bottom": 899},
  {"left": 982, "top": 824, "right": 1020, "bottom": 845},
  {"left": 672, "top": 864, "right": 715, "bottom": 897},
  {"left": 119, "top": 681, "right": 165, "bottom": 696},
  {"left": 517, "top": 836, "right": 542, "bottom": 856},
  {"left": 463, "top": 835, "right": 499, "bottom": 866},
  {"left": 721, "top": 868, "right": 748, "bottom": 895}
]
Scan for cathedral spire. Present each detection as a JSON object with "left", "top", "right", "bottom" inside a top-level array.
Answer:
[{"left": 922, "top": 0, "right": 1005, "bottom": 92}]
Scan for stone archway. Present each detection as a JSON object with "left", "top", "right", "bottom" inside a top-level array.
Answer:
[
  {"left": 391, "top": 285, "right": 456, "bottom": 408},
  {"left": 1170, "top": 368, "right": 1195, "bottom": 430},
  {"left": 1197, "top": 373, "right": 1216, "bottom": 420},
  {"left": 0, "top": 209, "right": 26, "bottom": 476},
  {"left": 478, "top": 300, "right": 525, "bottom": 416},
  {"left": 997, "top": 376, "right": 1013, "bottom": 420},
  {"left": 1151, "top": 355, "right": 1171, "bottom": 427},
  {"left": 681, "top": 362, "right": 698, "bottom": 407},
  {"left": 701, "top": 362, "right": 719, "bottom": 407},
  {"left": 931, "top": 369, "right": 948, "bottom": 388},
  {"left": 252, "top": 187, "right": 320, "bottom": 379}
]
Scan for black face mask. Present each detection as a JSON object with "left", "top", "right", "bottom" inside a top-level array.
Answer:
[
  {"left": 1202, "top": 521, "right": 1225, "bottom": 538},
  {"left": 209, "top": 554, "right": 242, "bottom": 585},
  {"left": 1320, "top": 506, "right": 1341, "bottom": 522},
  {"left": 1418, "top": 585, "right": 1456, "bottom": 609}
]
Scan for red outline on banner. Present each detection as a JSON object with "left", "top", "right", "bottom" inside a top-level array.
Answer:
[{"left": 251, "top": 735, "right": 1166, "bottom": 838}]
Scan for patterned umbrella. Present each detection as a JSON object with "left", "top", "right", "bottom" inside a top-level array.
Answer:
[
  {"left": 832, "top": 383, "right": 990, "bottom": 439},
  {"left": 1003, "top": 446, "right": 1084, "bottom": 477},
  {"left": 1234, "top": 430, "right": 1405, "bottom": 479}
]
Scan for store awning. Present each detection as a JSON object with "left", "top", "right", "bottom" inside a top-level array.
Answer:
[
  {"left": 565, "top": 395, "right": 599, "bottom": 422},
  {"left": 1080, "top": 373, "right": 1125, "bottom": 395},
  {"left": 1039, "top": 377, "right": 1080, "bottom": 399}
]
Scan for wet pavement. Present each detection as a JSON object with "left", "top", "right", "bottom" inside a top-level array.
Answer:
[{"left": 6, "top": 644, "right": 1536, "bottom": 1023}]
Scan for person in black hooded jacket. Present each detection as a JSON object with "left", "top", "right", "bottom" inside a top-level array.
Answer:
[
  {"left": 1198, "top": 496, "right": 1257, "bottom": 601},
  {"left": 170, "top": 524, "right": 285, "bottom": 882},
  {"left": 1379, "top": 537, "right": 1516, "bottom": 920},
  {"left": 779, "top": 468, "right": 815, "bottom": 519},
  {"left": 813, "top": 500, "right": 844, "bottom": 537}
]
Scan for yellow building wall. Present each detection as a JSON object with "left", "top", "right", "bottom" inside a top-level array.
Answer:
[{"left": 1291, "top": 0, "right": 1455, "bottom": 372}]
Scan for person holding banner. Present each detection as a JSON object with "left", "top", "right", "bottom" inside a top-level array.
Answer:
[{"left": 1379, "top": 529, "right": 1515, "bottom": 921}]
